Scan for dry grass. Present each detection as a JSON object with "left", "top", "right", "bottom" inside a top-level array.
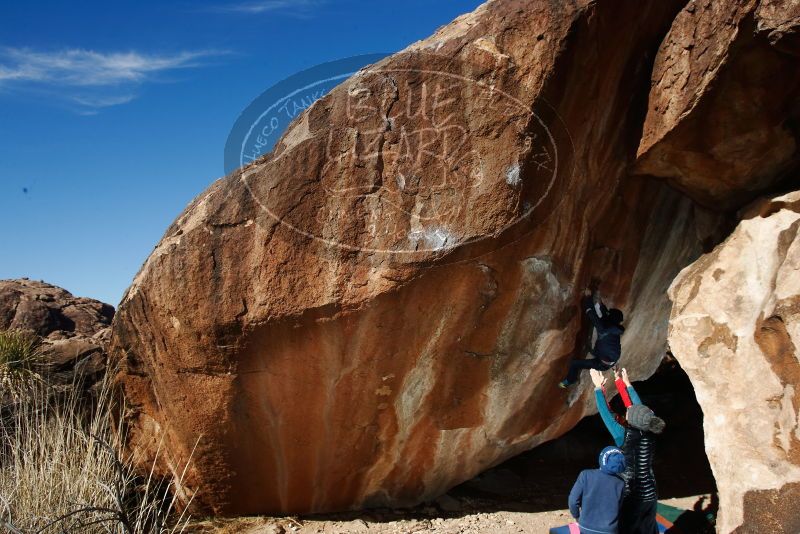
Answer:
[{"left": 0, "top": 330, "right": 192, "bottom": 533}]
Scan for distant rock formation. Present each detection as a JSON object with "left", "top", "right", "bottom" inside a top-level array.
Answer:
[
  {"left": 0, "top": 279, "right": 114, "bottom": 384},
  {"left": 108, "top": 0, "right": 800, "bottom": 526},
  {"left": 669, "top": 191, "right": 800, "bottom": 533}
]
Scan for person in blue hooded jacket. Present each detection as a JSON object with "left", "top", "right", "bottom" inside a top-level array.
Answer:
[
  {"left": 560, "top": 289, "right": 625, "bottom": 388},
  {"left": 590, "top": 368, "right": 666, "bottom": 534},
  {"left": 568, "top": 446, "right": 627, "bottom": 534}
]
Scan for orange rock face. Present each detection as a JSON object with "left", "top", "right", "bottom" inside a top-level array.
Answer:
[
  {"left": 635, "top": 0, "right": 800, "bottom": 209},
  {"left": 109, "top": 0, "right": 796, "bottom": 518}
]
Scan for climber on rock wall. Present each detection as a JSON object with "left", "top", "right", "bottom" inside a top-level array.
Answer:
[
  {"left": 590, "top": 368, "right": 666, "bottom": 534},
  {"left": 559, "top": 290, "right": 625, "bottom": 388}
]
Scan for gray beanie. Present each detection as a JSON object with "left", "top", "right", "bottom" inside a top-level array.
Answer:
[{"left": 627, "top": 404, "right": 654, "bottom": 430}]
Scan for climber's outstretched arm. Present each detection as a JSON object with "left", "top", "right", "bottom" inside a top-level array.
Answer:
[
  {"left": 613, "top": 368, "right": 632, "bottom": 408},
  {"left": 620, "top": 368, "right": 642, "bottom": 405},
  {"left": 590, "top": 369, "right": 625, "bottom": 446}
]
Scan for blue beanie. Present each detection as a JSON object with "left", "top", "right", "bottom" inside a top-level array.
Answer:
[{"left": 599, "top": 446, "right": 625, "bottom": 474}]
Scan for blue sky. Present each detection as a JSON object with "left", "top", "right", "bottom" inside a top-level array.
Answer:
[{"left": 0, "top": 0, "right": 482, "bottom": 306}]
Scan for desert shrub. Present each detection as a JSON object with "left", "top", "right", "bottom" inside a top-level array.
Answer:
[
  {"left": 0, "top": 361, "right": 192, "bottom": 533},
  {"left": 0, "top": 329, "right": 44, "bottom": 400}
]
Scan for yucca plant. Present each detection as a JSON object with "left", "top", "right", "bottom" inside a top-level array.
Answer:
[{"left": 0, "top": 329, "right": 44, "bottom": 400}]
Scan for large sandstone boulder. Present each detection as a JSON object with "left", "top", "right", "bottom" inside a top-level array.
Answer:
[
  {"left": 668, "top": 191, "right": 800, "bottom": 533},
  {"left": 109, "top": 0, "right": 800, "bottom": 520},
  {"left": 0, "top": 279, "right": 114, "bottom": 382},
  {"left": 110, "top": 0, "right": 716, "bottom": 515},
  {"left": 635, "top": 0, "right": 800, "bottom": 209}
]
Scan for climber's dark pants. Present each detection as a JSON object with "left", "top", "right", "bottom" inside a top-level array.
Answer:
[{"left": 564, "top": 357, "right": 611, "bottom": 384}]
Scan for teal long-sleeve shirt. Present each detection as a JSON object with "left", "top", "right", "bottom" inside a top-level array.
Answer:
[{"left": 594, "top": 385, "right": 641, "bottom": 446}]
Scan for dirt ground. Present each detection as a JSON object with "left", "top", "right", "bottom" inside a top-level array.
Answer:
[{"left": 192, "top": 495, "right": 711, "bottom": 534}]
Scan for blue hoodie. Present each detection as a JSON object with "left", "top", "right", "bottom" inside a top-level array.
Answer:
[{"left": 568, "top": 446, "right": 626, "bottom": 534}]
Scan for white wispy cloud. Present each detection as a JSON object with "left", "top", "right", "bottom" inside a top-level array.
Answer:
[
  {"left": 0, "top": 47, "right": 225, "bottom": 111},
  {"left": 211, "top": 0, "right": 324, "bottom": 16},
  {"left": 71, "top": 93, "right": 137, "bottom": 108}
]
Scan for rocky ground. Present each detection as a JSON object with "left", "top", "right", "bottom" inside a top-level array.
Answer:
[
  {"left": 194, "top": 496, "right": 711, "bottom": 534},
  {"left": 196, "top": 507, "right": 579, "bottom": 533}
]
